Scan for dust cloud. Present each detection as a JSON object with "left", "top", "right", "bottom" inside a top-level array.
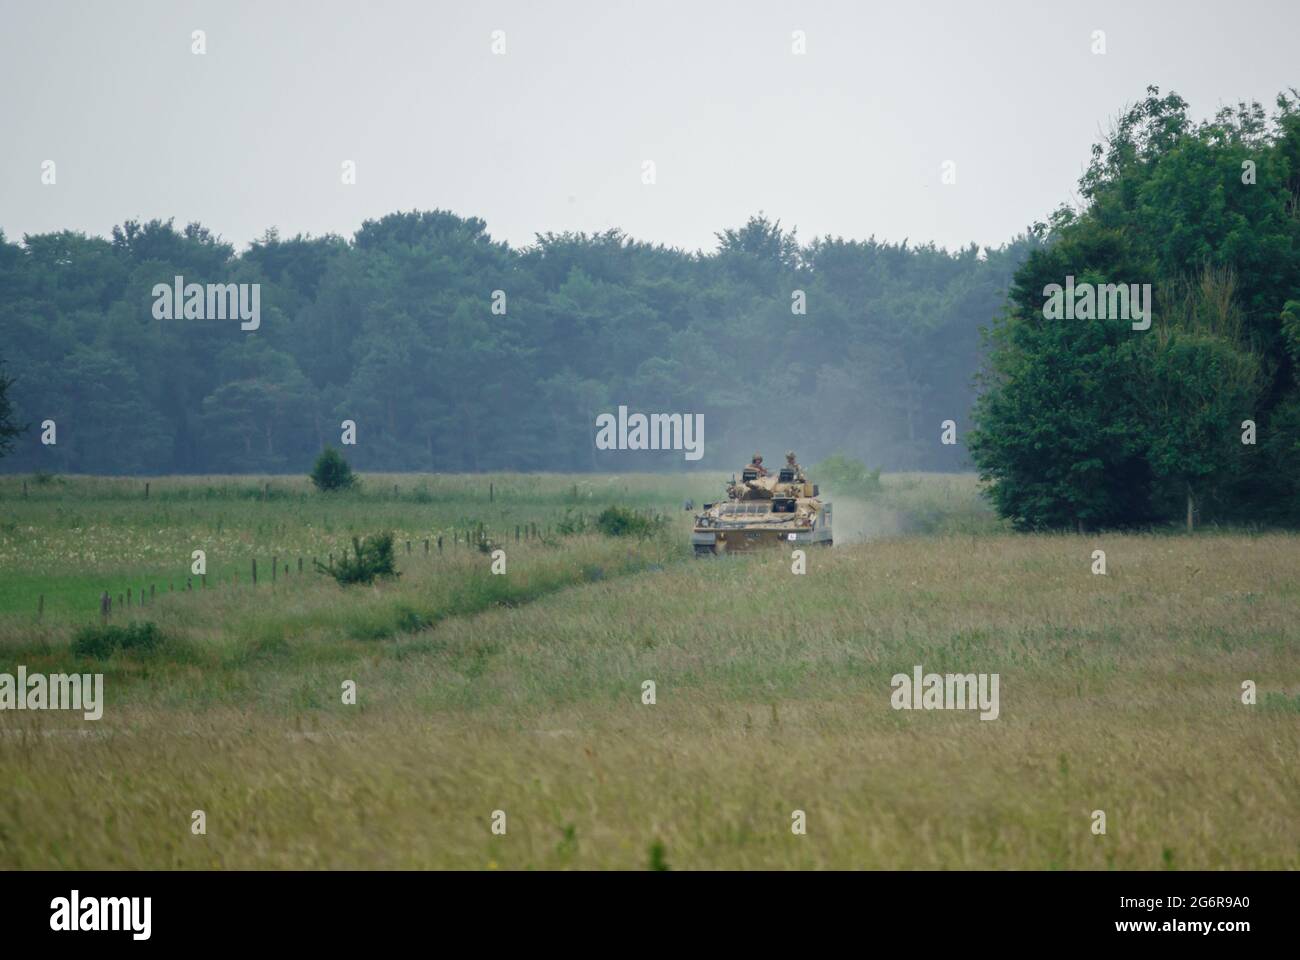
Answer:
[{"left": 825, "top": 495, "right": 916, "bottom": 545}]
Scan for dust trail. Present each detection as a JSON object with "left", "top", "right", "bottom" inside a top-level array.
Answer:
[{"left": 824, "top": 496, "right": 916, "bottom": 545}]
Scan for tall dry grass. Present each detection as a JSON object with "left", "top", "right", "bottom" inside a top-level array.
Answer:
[{"left": 2, "top": 511, "right": 1296, "bottom": 868}]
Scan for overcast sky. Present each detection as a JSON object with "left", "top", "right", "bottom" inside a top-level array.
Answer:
[{"left": 2, "top": 0, "right": 1297, "bottom": 255}]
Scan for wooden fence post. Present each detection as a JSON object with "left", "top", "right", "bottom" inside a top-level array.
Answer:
[
  {"left": 437, "top": 536, "right": 443, "bottom": 554},
  {"left": 272, "top": 556, "right": 277, "bottom": 582},
  {"left": 100, "top": 591, "right": 110, "bottom": 622},
  {"left": 298, "top": 557, "right": 303, "bottom": 573},
  {"left": 490, "top": 482, "right": 494, "bottom": 503},
  {"left": 252, "top": 558, "right": 258, "bottom": 585},
  {"left": 424, "top": 538, "right": 429, "bottom": 555},
  {"left": 144, "top": 481, "right": 150, "bottom": 499},
  {"left": 406, "top": 540, "right": 411, "bottom": 555},
  {"left": 37, "top": 594, "right": 44, "bottom": 621},
  {"left": 126, "top": 587, "right": 132, "bottom": 608},
  {"left": 150, "top": 584, "right": 156, "bottom": 601}
]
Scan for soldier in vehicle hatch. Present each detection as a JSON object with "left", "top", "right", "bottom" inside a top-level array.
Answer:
[
  {"left": 785, "top": 451, "right": 802, "bottom": 477},
  {"left": 746, "top": 452, "right": 769, "bottom": 477}
]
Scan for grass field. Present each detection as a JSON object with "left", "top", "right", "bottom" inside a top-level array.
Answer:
[{"left": 1, "top": 472, "right": 1297, "bottom": 869}]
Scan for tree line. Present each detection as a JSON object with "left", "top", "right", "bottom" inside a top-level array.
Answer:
[
  {"left": 4, "top": 84, "right": 1295, "bottom": 530},
  {"left": 0, "top": 210, "right": 1030, "bottom": 475}
]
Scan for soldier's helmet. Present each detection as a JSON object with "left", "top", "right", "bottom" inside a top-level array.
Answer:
[
  {"left": 753, "top": 452, "right": 763, "bottom": 463},
  {"left": 786, "top": 450, "right": 797, "bottom": 463}
]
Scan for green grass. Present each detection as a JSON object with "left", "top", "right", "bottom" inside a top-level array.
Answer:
[
  {"left": 1, "top": 471, "right": 1296, "bottom": 869},
  {"left": 0, "top": 471, "right": 714, "bottom": 619}
]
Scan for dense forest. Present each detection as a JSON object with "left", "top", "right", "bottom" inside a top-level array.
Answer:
[
  {"left": 3, "top": 86, "right": 1297, "bottom": 530},
  {"left": 0, "top": 212, "right": 1030, "bottom": 474}
]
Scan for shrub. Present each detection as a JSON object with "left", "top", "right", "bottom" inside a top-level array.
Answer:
[
  {"left": 595, "top": 505, "right": 664, "bottom": 539},
  {"left": 811, "top": 453, "right": 882, "bottom": 498},
  {"left": 556, "top": 509, "right": 589, "bottom": 535},
  {"left": 310, "top": 446, "right": 357, "bottom": 492},
  {"left": 73, "top": 621, "right": 171, "bottom": 659},
  {"left": 315, "top": 533, "right": 398, "bottom": 585},
  {"left": 648, "top": 840, "right": 670, "bottom": 871}
]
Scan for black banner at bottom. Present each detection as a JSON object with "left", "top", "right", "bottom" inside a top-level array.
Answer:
[{"left": 0, "top": 869, "right": 1285, "bottom": 947}]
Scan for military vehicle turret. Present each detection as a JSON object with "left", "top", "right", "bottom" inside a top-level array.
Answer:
[{"left": 691, "top": 454, "right": 832, "bottom": 555}]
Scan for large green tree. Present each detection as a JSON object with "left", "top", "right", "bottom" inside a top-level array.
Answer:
[{"left": 971, "top": 87, "right": 1300, "bottom": 529}]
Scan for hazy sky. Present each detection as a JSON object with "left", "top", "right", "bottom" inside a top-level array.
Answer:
[{"left": 2, "top": 0, "right": 1297, "bottom": 255}]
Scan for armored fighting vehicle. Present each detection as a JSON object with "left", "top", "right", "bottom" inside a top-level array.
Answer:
[{"left": 691, "top": 455, "right": 832, "bottom": 555}]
